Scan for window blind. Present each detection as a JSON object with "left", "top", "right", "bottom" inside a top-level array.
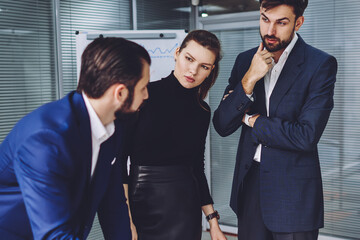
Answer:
[
  {"left": 208, "top": 1, "right": 360, "bottom": 239},
  {"left": 209, "top": 28, "right": 262, "bottom": 227},
  {"left": 136, "top": 0, "right": 190, "bottom": 30},
  {"left": 301, "top": 1, "right": 360, "bottom": 238},
  {"left": 0, "top": 0, "right": 56, "bottom": 143},
  {"left": 59, "top": 0, "right": 132, "bottom": 96}
]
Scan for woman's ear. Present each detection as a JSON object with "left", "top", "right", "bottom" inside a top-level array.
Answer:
[{"left": 174, "top": 47, "right": 180, "bottom": 61}]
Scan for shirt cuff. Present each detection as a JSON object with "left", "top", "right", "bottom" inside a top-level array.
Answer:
[
  {"left": 244, "top": 114, "right": 255, "bottom": 127},
  {"left": 246, "top": 93, "right": 254, "bottom": 101}
]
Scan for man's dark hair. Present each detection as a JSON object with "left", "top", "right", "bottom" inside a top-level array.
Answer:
[
  {"left": 77, "top": 37, "right": 151, "bottom": 99},
  {"left": 259, "top": 0, "right": 308, "bottom": 19}
]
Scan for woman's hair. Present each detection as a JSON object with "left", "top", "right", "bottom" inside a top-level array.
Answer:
[{"left": 178, "top": 30, "right": 222, "bottom": 102}]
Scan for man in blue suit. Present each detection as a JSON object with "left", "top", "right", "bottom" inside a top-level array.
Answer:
[
  {"left": 0, "top": 37, "right": 150, "bottom": 239},
  {"left": 213, "top": 0, "right": 337, "bottom": 239}
]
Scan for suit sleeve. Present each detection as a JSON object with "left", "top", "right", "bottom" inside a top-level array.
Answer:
[
  {"left": 213, "top": 53, "right": 254, "bottom": 137},
  {"left": 252, "top": 56, "right": 337, "bottom": 151},
  {"left": 14, "top": 130, "right": 81, "bottom": 240}
]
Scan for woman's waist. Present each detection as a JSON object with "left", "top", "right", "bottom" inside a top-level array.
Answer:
[
  {"left": 130, "top": 164, "right": 195, "bottom": 183},
  {"left": 130, "top": 150, "right": 201, "bottom": 165}
]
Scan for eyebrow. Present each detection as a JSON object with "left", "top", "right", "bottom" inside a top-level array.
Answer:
[
  {"left": 186, "top": 52, "right": 213, "bottom": 66},
  {"left": 261, "top": 13, "right": 291, "bottom": 22}
]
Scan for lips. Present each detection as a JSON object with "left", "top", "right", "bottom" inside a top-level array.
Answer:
[
  {"left": 185, "top": 76, "right": 195, "bottom": 83},
  {"left": 265, "top": 37, "right": 279, "bottom": 44}
]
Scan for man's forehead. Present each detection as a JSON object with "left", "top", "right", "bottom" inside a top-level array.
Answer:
[{"left": 260, "top": 6, "right": 295, "bottom": 20}]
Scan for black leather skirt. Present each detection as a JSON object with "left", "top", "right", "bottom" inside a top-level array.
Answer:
[{"left": 129, "top": 165, "right": 202, "bottom": 240}]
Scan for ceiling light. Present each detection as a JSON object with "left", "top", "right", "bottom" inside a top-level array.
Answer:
[{"left": 201, "top": 11, "right": 209, "bottom": 17}]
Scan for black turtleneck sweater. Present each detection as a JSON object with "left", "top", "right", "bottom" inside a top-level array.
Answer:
[{"left": 127, "top": 72, "right": 213, "bottom": 206}]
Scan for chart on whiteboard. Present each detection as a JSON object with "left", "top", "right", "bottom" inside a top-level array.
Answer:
[
  {"left": 75, "top": 30, "right": 187, "bottom": 82},
  {"left": 139, "top": 40, "right": 179, "bottom": 81}
]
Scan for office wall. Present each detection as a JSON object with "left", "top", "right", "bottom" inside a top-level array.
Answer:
[
  {"left": 0, "top": 1, "right": 359, "bottom": 239},
  {"left": 0, "top": 1, "right": 56, "bottom": 142},
  {"left": 207, "top": 1, "right": 360, "bottom": 239}
]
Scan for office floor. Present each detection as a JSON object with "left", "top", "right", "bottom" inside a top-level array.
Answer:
[
  {"left": 202, "top": 231, "right": 237, "bottom": 240},
  {"left": 201, "top": 232, "right": 348, "bottom": 240}
]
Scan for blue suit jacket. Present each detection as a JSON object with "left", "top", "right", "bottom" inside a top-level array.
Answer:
[
  {"left": 0, "top": 91, "right": 131, "bottom": 239},
  {"left": 213, "top": 36, "right": 337, "bottom": 232}
]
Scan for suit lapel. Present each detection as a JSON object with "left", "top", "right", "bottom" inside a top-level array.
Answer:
[
  {"left": 71, "top": 92, "right": 92, "bottom": 189},
  {"left": 87, "top": 136, "right": 115, "bottom": 213},
  {"left": 269, "top": 36, "right": 306, "bottom": 117},
  {"left": 66, "top": 91, "right": 94, "bottom": 229}
]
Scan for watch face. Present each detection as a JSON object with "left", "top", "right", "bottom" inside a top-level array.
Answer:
[{"left": 206, "top": 211, "right": 220, "bottom": 221}]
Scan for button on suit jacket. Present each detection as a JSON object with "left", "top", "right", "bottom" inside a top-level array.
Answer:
[
  {"left": 0, "top": 91, "right": 131, "bottom": 239},
  {"left": 213, "top": 36, "right": 337, "bottom": 232}
]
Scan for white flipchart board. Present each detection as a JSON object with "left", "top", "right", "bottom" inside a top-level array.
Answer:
[{"left": 75, "top": 30, "right": 187, "bottom": 82}]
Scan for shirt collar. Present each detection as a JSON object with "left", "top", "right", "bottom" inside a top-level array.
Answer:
[
  {"left": 267, "top": 32, "right": 299, "bottom": 66},
  {"left": 280, "top": 32, "right": 298, "bottom": 60},
  {"left": 82, "top": 92, "right": 115, "bottom": 144}
]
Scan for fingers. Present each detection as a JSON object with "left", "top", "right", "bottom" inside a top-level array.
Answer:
[
  {"left": 265, "top": 57, "right": 273, "bottom": 64},
  {"left": 222, "top": 90, "right": 234, "bottom": 101},
  {"left": 257, "top": 42, "right": 264, "bottom": 53},
  {"left": 259, "top": 50, "right": 273, "bottom": 61},
  {"left": 259, "top": 51, "right": 273, "bottom": 65},
  {"left": 256, "top": 43, "right": 273, "bottom": 64}
]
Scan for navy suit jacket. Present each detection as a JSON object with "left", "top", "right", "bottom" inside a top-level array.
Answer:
[
  {"left": 0, "top": 91, "right": 131, "bottom": 239},
  {"left": 213, "top": 36, "right": 337, "bottom": 232}
]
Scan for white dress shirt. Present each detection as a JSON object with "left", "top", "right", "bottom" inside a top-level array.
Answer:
[
  {"left": 82, "top": 92, "right": 115, "bottom": 177},
  {"left": 246, "top": 33, "right": 298, "bottom": 162}
]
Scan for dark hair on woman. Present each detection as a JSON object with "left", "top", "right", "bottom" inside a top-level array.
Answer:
[
  {"left": 77, "top": 37, "right": 151, "bottom": 99},
  {"left": 259, "top": 0, "right": 308, "bottom": 19},
  {"left": 178, "top": 30, "right": 222, "bottom": 102}
]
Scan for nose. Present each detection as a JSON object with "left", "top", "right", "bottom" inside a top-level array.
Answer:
[
  {"left": 267, "top": 23, "right": 276, "bottom": 36},
  {"left": 189, "top": 62, "right": 198, "bottom": 75}
]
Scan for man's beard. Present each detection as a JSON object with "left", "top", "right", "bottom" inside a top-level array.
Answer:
[
  {"left": 114, "top": 92, "right": 146, "bottom": 121},
  {"left": 114, "top": 91, "right": 136, "bottom": 121},
  {"left": 260, "top": 28, "right": 295, "bottom": 52}
]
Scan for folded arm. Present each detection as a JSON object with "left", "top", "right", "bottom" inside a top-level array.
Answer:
[
  {"left": 213, "top": 43, "right": 272, "bottom": 137},
  {"left": 251, "top": 56, "right": 337, "bottom": 151}
]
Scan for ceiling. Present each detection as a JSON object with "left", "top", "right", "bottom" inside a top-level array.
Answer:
[{"left": 200, "top": 0, "right": 260, "bottom": 15}]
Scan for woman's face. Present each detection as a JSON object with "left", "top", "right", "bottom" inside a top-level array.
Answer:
[{"left": 173, "top": 40, "right": 215, "bottom": 89}]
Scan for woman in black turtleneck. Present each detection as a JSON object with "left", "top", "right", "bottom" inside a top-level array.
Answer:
[{"left": 124, "top": 30, "right": 226, "bottom": 240}]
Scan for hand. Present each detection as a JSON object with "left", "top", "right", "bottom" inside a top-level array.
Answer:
[
  {"left": 242, "top": 42, "right": 273, "bottom": 94},
  {"left": 209, "top": 220, "right": 227, "bottom": 240},
  {"left": 130, "top": 222, "right": 138, "bottom": 240},
  {"left": 222, "top": 90, "right": 233, "bottom": 101},
  {"left": 242, "top": 114, "right": 260, "bottom": 127},
  {"left": 248, "top": 114, "right": 260, "bottom": 128}
]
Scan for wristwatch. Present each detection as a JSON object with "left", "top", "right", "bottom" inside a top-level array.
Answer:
[{"left": 206, "top": 210, "right": 220, "bottom": 221}]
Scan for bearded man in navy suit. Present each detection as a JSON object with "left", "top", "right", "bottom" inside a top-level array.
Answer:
[
  {"left": 213, "top": 0, "right": 337, "bottom": 239},
  {"left": 0, "top": 37, "right": 150, "bottom": 239}
]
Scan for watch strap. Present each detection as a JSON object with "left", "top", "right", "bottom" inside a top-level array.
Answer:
[{"left": 206, "top": 210, "right": 220, "bottom": 221}]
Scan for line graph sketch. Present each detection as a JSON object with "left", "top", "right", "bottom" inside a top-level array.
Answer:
[
  {"left": 145, "top": 43, "right": 179, "bottom": 59},
  {"left": 76, "top": 30, "right": 187, "bottom": 82}
]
